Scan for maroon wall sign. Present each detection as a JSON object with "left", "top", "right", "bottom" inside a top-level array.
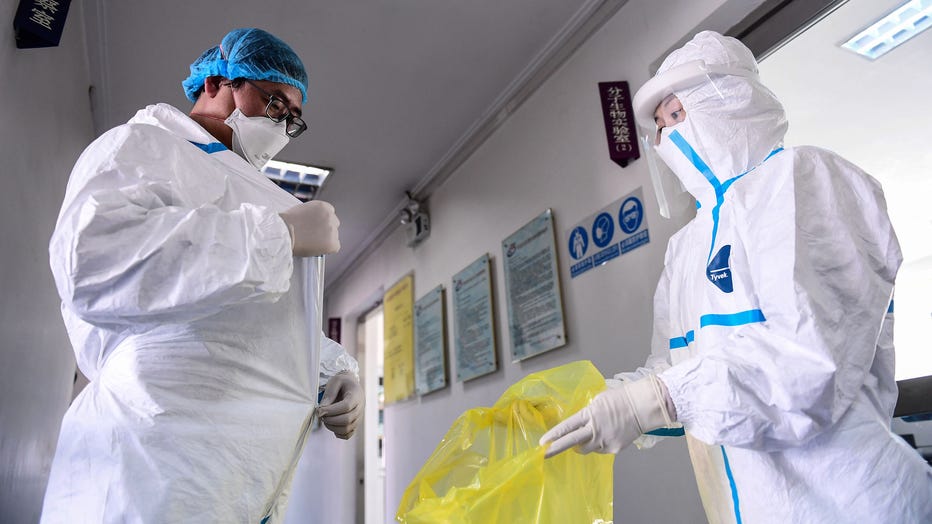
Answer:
[
  {"left": 328, "top": 317, "right": 342, "bottom": 343},
  {"left": 598, "top": 81, "right": 640, "bottom": 168}
]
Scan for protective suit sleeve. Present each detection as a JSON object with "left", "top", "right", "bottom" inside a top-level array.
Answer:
[
  {"left": 49, "top": 124, "right": 294, "bottom": 327},
  {"left": 659, "top": 148, "right": 901, "bottom": 451},
  {"left": 319, "top": 335, "right": 360, "bottom": 386}
]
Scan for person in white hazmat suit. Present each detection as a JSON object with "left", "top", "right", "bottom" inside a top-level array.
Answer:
[
  {"left": 42, "top": 28, "right": 363, "bottom": 522},
  {"left": 540, "top": 31, "right": 932, "bottom": 522}
]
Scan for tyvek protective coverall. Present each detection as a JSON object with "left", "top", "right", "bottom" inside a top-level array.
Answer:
[
  {"left": 43, "top": 103, "right": 357, "bottom": 522},
  {"left": 631, "top": 32, "right": 932, "bottom": 523}
]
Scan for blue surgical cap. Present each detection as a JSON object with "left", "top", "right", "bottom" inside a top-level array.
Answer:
[{"left": 182, "top": 28, "right": 308, "bottom": 103}]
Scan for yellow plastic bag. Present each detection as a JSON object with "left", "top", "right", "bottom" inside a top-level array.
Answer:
[{"left": 396, "top": 360, "right": 614, "bottom": 523}]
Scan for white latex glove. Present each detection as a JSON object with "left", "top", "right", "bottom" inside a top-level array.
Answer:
[
  {"left": 279, "top": 200, "right": 341, "bottom": 257},
  {"left": 540, "top": 374, "right": 674, "bottom": 458},
  {"left": 318, "top": 371, "right": 364, "bottom": 439}
]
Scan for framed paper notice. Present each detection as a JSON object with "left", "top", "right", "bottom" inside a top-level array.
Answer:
[
  {"left": 451, "top": 254, "right": 498, "bottom": 382},
  {"left": 414, "top": 285, "right": 448, "bottom": 395},
  {"left": 383, "top": 274, "right": 415, "bottom": 404},
  {"left": 502, "top": 209, "right": 567, "bottom": 361}
]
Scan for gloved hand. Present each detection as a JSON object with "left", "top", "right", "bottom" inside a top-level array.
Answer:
[
  {"left": 279, "top": 201, "right": 341, "bottom": 257},
  {"left": 318, "top": 371, "right": 364, "bottom": 439},
  {"left": 539, "top": 374, "right": 674, "bottom": 458}
]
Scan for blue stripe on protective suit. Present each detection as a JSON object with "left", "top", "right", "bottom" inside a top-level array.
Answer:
[
  {"left": 701, "top": 309, "right": 766, "bottom": 328},
  {"left": 646, "top": 427, "right": 686, "bottom": 437},
  {"left": 189, "top": 141, "right": 227, "bottom": 154},
  {"left": 669, "top": 330, "right": 695, "bottom": 349},
  {"left": 668, "top": 130, "right": 782, "bottom": 264},
  {"left": 669, "top": 130, "right": 725, "bottom": 262},
  {"left": 669, "top": 309, "right": 766, "bottom": 350},
  {"left": 669, "top": 131, "right": 722, "bottom": 190},
  {"left": 721, "top": 446, "right": 743, "bottom": 524}
]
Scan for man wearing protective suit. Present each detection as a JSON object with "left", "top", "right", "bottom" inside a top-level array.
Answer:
[
  {"left": 541, "top": 31, "right": 932, "bottom": 522},
  {"left": 43, "top": 28, "right": 363, "bottom": 522}
]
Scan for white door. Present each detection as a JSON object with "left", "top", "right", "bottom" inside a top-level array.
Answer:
[{"left": 359, "top": 306, "right": 386, "bottom": 524}]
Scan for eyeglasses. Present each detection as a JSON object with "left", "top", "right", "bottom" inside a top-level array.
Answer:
[{"left": 230, "top": 79, "right": 308, "bottom": 138}]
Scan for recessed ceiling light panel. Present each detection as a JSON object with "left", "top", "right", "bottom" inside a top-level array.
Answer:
[
  {"left": 841, "top": 0, "right": 932, "bottom": 59},
  {"left": 262, "top": 160, "right": 332, "bottom": 202}
]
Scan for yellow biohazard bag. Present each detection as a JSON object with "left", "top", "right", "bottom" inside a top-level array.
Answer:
[{"left": 396, "top": 360, "right": 614, "bottom": 523}]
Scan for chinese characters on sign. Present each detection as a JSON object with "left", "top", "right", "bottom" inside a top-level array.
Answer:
[
  {"left": 383, "top": 274, "right": 415, "bottom": 404},
  {"left": 14, "top": 0, "right": 72, "bottom": 49},
  {"left": 598, "top": 81, "right": 640, "bottom": 168},
  {"left": 565, "top": 186, "right": 651, "bottom": 279},
  {"left": 502, "top": 209, "right": 567, "bottom": 361},
  {"left": 452, "top": 254, "right": 498, "bottom": 382},
  {"left": 414, "top": 286, "right": 448, "bottom": 395}
]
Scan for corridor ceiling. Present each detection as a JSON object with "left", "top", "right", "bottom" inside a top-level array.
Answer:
[{"left": 82, "top": 0, "right": 627, "bottom": 288}]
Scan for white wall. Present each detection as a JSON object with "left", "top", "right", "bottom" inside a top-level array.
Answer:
[
  {"left": 757, "top": 0, "right": 932, "bottom": 381},
  {"left": 0, "top": 0, "right": 95, "bottom": 521},
  {"left": 324, "top": 1, "right": 756, "bottom": 521}
]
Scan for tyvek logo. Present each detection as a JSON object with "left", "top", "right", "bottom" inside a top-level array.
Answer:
[{"left": 706, "top": 245, "right": 733, "bottom": 293}]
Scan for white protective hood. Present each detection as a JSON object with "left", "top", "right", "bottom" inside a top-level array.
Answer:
[{"left": 635, "top": 31, "right": 788, "bottom": 208}]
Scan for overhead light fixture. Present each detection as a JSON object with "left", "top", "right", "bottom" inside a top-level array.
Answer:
[
  {"left": 262, "top": 160, "right": 332, "bottom": 201},
  {"left": 841, "top": 0, "right": 932, "bottom": 60}
]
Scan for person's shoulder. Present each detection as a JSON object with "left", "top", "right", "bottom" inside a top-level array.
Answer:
[
  {"left": 783, "top": 145, "right": 891, "bottom": 230},
  {"left": 789, "top": 145, "right": 868, "bottom": 174},
  {"left": 735, "top": 145, "right": 875, "bottom": 191},
  {"left": 125, "top": 104, "right": 192, "bottom": 142},
  {"left": 789, "top": 145, "right": 880, "bottom": 189},
  {"left": 70, "top": 105, "right": 203, "bottom": 189},
  {"left": 85, "top": 106, "right": 194, "bottom": 161}
]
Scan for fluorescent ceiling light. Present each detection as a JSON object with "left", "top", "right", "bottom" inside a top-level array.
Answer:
[
  {"left": 841, "top": 0, "right": 932, "bottom": 59},
  {"left": 262, "top": 160, "right": 332, "bottom": 201}
]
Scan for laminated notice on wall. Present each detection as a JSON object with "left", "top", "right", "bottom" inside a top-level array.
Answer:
[
  {"left": 414, "top": 285, "right": 448, "bottom": 395},
  {"left": 452, "top": 254, "right": 498, "bottom": 382},
  {"left": 384, "top": 274, "right": 415, "bottom": 403},
  {"left": 502, "top": 209, "right": 567, "bottom": 361}
]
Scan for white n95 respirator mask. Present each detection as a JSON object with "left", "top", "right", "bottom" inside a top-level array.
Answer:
[{"left": 224, "top": 108, "right": 290, "bottom": 169}]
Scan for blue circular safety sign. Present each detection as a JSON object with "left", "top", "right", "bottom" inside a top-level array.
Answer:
[
  {"left": 591, "top": 212, "right": 614, "bottom": 248},
  {"left": 568, "top": 226, "right": 589, "bottom": 260},
  {"left": 619, "top": 196, "right": 643, "bottom": 234}
]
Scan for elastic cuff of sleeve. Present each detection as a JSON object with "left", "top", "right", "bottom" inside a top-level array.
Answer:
[
  {"left": 249, "top": 207, "right": 287, "bottom": 247},
  {"left": 625, "top": 374, "right": 674, "bottom": 433},
  {"left": 318, "top": 369, "right": 360, "bottom": 391},
  {"left": 335, "top": 369, "right": 360, "bottom": 381},
  {"left": 320, "top": 369, "right": 359, "bottom": 388},
  {"left": 235, "top": 205, "right": 294, "bottom": 294},
  {"left": 656, "top": 376, "right": 678, "bottom": 421}
]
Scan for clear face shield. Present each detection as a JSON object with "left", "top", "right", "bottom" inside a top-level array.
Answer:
[
  {"left": 633, "top": 60, "right": 754, "bottom": 218},
  {"left": 636, "top": 97, "right": 690, "bottom": 219}
]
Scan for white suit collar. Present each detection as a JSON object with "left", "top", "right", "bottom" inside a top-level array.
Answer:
[{"left": 128, "top": 103, "right": 219, "bottom": 145}]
